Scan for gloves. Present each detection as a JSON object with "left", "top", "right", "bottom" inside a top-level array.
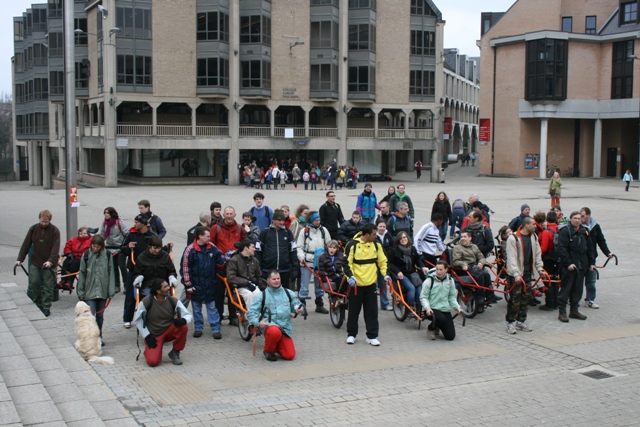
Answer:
[
  {"left": 133, "top": 275, "right": 144, "bottom": 288},
  {"left": 65, "top": 253, "right": 73, "bottom": 259},
  {"left": 144, "top": 334, "right": 157, "bottom": 349},
  {"left": 247, "top": 282, "right": 256, "bottom": 292},
  {"left": 348, "top": 276, "right": 357, "bottom": 287},
  {"left": 384, "top": 275, "right": 392, "bottom": 283},
  {"left": 169, "top": 276, "right": 178, "bottom": 287},
  {"left": 173, "top": 318, "right": 187, "bottom": 327}
]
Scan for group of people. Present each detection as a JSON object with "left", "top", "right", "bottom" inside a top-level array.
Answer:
[
  {"left": 15, "top": 182, "right": 614, "bottom": 367},
  {"left": 242, "top": 158, "right": 360, "bottom": 191}
]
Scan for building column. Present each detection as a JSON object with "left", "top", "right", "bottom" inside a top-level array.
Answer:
[
  {"left": 29, "top": 141, "right": 42, "bottom": 186},
  {"left": 189, "top": 103, "right": 200, "bottom": 137},
  {"left": 539, "top": 118, "right": 548, "bottom": 179},
  {"left": 269, "top": 106, "right": 275, "bottom": 137},
  {"left": 303, "top": 105, "right": 311, "bottom": 137},
  {"left": 372, "top": 108, "right": 381, "bottom": 138},
  {"left": 403, "top": 108, "right": 410, "bottom": 138},
  {"left": 593, "top": 119, "right": 602, "bottom": 177},
  {"left": 227, "top": 0, "right": 240, "bottom": 186},
  {"left": 42, "top": 142, "right": 51, "bottom": 189},
  {"left": 150, "top": 103, "right": 160, "bottom": 136},
  {"left": 97, "top": 103, "right": 102, "bottom": 136}
]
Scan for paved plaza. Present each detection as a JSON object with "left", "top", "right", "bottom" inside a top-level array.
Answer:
[{"left": 1, "top": 163, "right": 639, "bottom": 426}]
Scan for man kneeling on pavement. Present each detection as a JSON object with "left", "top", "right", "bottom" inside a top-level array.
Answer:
[{"left": 135, "top": 278, "right": 192, "bottom": 367}]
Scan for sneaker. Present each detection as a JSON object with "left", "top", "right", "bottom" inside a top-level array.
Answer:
[
  {"left": 124, "top": 322, "right": 131, "bottom": 329},
  {"left": 427, "top": 330, "right": 436, "bottom": 340},
  {"left": 264, "top": 351, "right": 277, "bottom": 362},
  {"left": 366, "top": 338, "right": 381, "bottom": 346},
  {"left": 586, "top": 300, "right": 600, "bottom": 309},
  {"left": 506, "top": 322, "right": 517, "bottom": 334},
  {"left": 212, "top": 332, "right": 222, "bottom": 340},
  {"left": 193, "top": 330, "right": 203, "bottom": 338},
  {"left": 168, "top": 349, "right": 183, "bottom": 365},
  {"left": 516, "top": 321, "right": 532, "bottom": 332},
  {"left": 42, "top": 309, "right": 50, "bottom": 317},
  {"left": 315, "top": 306, "right": 329, "bottom": 314},
  {"left": 346, "top": 336, "right": 356, "bottom": 344},
  {"left": 385, "top": 306, "right": 393, "bottom": 311}
]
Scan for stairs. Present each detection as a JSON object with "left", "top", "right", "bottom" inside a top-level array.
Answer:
[{"left": 0, "top": 283, "right": 136, "bottom": 426}]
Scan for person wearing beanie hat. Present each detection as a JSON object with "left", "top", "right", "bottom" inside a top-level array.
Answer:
[
  {"left": 255, "top": 208, "right": 299, "bottom": 288},
  {"left": 297, "top": 211, "right": 331, "bottom": 313},
  {"left": 509, "top": 204, "right": 531, "bottom": 232}
]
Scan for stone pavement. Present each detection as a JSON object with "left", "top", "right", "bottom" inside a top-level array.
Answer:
[{"left": 1, "top": 162, "right": 639, "bottom": 426}]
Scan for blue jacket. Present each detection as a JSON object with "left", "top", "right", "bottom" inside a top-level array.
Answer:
[
  {"left": 247, "top": 286, "right": 302, "bottom": 337},
  {"left": 356, "top": 190, "right": 378, "bottom": 219},
  {"left": 180, "top": 241, "right": 223, "bottom": 303}
]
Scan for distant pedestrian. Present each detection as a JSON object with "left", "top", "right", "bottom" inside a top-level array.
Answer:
[
  {"left": 623, "top": 169, "right": 633, "bottom": 192},
  {"left": 415, "top": 160, "right": 422, "bottom": 179},
  {"left": 548, "top": 171, "right": 562, "bottom": 208},
  {"left": 470, "top": 152, "right": 477, "bottom": 166}
]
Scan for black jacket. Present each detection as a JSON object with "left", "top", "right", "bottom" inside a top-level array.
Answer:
[
  {"left": 256, "top": 226, "right": 298, "bottom": 277},
  {"left": 317, "top": 251, "right": 346, "bottom": 278},
  {"left": 338, "top": 219, "right": 363, "bottom": 243},
  {"left": 556, "top": 225, "right": 595, "bottom": 271},
  {"left": 133, "top": 250, "right": 177, "bottom": 289},
  {"left": 431, "top": 200, "right": 452, "bottom": 223},
  {"left": 388, "top": 246, "right": 425, "bottom": 277},
  {"left": 464, "top": 223, "right": 494, "bottom": 257},
  {"left": 319, "top": 201, "right": 345, "bottom": 239},
  {"left": 121, "top": 228, "right": 157, "bottom": 271},
  {"left": 582, "top": 222, "right": 611, "bottom": 260}
]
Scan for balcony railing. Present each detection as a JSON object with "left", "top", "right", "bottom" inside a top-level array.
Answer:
[
  {"left": 274, "top": 127, "right": 305, "bottom": 137},
  {"left": 408, "top": 129, "right": 434, "bottom": 139},
  {"left": 157, "top": 125, "right": 191, "bottom": 136},
  {"left": 347, "top": 128, "right": 375, "bottom": 138},
  {"left": 196, "top": 126, "right": 229, "bottom": 136},
  {"left": 377, "top": 129, "right": 405, "bottom": 139},
  {"left": 309, "top": 127, "right": 338, "bottom": 138},
  {"left": 117, "top": 124, "right": 152, "bottom": 136},
  {"left": 239, "top": 126, "right": 270, "bottom": 137}
]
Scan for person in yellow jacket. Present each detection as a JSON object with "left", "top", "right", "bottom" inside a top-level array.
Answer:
[{"left": 343, "top": 224, "right": 389, "bottom": 346}]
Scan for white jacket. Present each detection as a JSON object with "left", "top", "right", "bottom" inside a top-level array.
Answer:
[{"left": 296, "top": 225, "right": 331, "bottom": 263}]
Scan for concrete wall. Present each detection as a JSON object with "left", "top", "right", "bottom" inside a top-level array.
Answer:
[{"left": 376, "top": 0, "right": 410, "bottom": 104}]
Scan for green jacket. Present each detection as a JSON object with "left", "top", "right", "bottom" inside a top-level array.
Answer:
[
  {"left": 548, "top": 177, "right": 562, "bottom": 196},
  {"left": 420, "top": 273, "right": 459, "bottom": 312},
  {"left": 77, "top": 250, "right": 115, "bottom": 301}
]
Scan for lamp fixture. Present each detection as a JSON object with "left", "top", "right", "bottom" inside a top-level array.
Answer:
[
  {"left": 233, "top": 102, "right": 240, "bottom": 112},
  {"left": 289, "top": 40, "right": 304, "bottom": 57}
]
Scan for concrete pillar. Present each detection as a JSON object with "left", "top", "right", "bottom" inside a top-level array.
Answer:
[
  {"left": 42, "top": 142, "right": 51, "bottom": 189},
  {"left": 227, "top": 0, "right": 240, "bottom": 186},
  {"left": 403, "top": 108, "right": 410, "bottom": 138},
  {"left": 269, "top": 106, "right": 275, "bottom": 137},
  {"left": 303, "top": 105, "right": 311, "bottom": 137},
  {"left": 151, "top": 104, "right": 159, "bottom": 136},
  {"left": 372, "top": 108, "right": 381, "bottom": 138},
  {"left": 539, "top": 118, "right": 548, "bottom": 179},
  {"left": 189, "top": 103, "right": 200, "bottom": 137},
  {"left": 593, "top": 119, "right": 602, "bottom": 177},
  {"left": 337, "top": 0, "right": 349, "bottom": 168},
  {"left": 97, "top": 103, "right": 102, "bottom": 136},
  {"left": 29, "top": 141, "right": 42, "bottom": 186}
]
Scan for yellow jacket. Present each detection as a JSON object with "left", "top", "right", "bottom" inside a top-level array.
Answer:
[{"left": 345, "top": 235, "right": 388, "bottom": 286}]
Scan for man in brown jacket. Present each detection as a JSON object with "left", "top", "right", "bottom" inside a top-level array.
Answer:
[
  {"left": 16, "top": 210, "right": 61, "bottom": 317},
  {"left": 226, "top": 240, "right": 263, "bottom": 311}
]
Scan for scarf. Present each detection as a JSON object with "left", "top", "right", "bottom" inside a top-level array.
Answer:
[
  {"left": 103, "top": 217, "right": 117, "bottom": 238},
  {"left": 398, "top": 244, "right": 413, "bottom": 272}
]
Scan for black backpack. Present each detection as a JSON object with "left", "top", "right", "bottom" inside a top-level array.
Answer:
[{"left": 250, "top": 206, "right": 270, "bottom": 223}]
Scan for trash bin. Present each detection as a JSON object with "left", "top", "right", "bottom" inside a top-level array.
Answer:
[{"left": 438, "top": 168, "right": 445, "bottom": 183}]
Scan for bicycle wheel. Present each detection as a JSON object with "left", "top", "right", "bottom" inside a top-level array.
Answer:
[
  {"left": 392, "top": 292, "right": 409, "bottom": 321},
  {"left": 330, "top": 302, "right": 345, "bottom": 329},
  {"left": 238, "top": 316, "right": 252, "bottom": 341},
  {"left": 457, "top": 288, "right": 478, "bottom": 318}
]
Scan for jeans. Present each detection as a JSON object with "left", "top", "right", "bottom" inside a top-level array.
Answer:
[
  {"left": 310, "top": 181, "right": 317, "bottom": 190},
  {"left": 584, "top": 269, "right": 597, "bottom": 302},
  {"left": 361, "top": 217, "right": 374, "bottom": 225},
  {"left": 85, "top": 298, "right": 108, "bottom": 336},
  {"left": 399, "top": 276, "right": 422, "bottom": 305},
  {"left": 298, "top": 265, "right": 325, "bottom": 306},
  {"left": 123, "top": 271, "right": 136, "bottom": 322},
  {"left": 438, "top": 220, "right": 448, "bottom": 241},
  {"left": 377, "top": 272, "right": 390, "bottom": 308},
  {"left": 192, "top": 299, "right": 221, "bottom": 333},
  {"left": 450, "top": 210, "right": 465, "bottom": 237}
]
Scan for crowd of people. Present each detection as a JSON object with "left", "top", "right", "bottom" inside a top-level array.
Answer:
[{"left": 15, "top": 182, "right": 614, "bottom": 366}]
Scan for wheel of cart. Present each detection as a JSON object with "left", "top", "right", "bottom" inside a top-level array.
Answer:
[{"left": 303, "top": 263, "right": 352, "bottom": 329}]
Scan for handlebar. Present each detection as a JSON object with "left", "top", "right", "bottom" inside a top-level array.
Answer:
[
  {"left": 13, "top": 264, "right": 29, "bottom": 276},
  {"left": 597, "top": 254, "right": 618, "bottom": 269},
  {"left": 294, "top": 304, "right": 308, "bottom": 320}
]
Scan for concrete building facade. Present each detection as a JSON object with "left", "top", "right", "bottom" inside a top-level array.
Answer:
[
  {"left": 479, "top": 0, "right": 640, "bottom": 179},
  {"left": 13, "top": 0, "right": 447, "bottom": 187}
]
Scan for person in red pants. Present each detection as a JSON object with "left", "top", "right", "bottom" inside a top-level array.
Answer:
[
  {"left": 135, "top": 278, "right": 192, "bottom": 366},
  {"left": 247, "top": 271, "right": 303, "bottom": 361}
]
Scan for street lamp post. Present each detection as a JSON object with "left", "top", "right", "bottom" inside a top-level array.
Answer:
[{"left": 63, "top": 0, "right": 77, "bottom": 240}]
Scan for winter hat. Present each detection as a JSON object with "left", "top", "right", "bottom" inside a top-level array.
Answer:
[
  {"left": 521, "top": 204, "right": 530, "bottom": 212},
  {"left": 272, "top": 210, "right": 286, "bottom": 221},
  {"left": 134, "top": 214, "right": 149, "bottom": 226}
]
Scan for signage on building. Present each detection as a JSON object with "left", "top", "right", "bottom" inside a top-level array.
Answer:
[
  {"left": 282, "top": 87, "right": 299, "bottom": 99},
  {"left": 479, "top": 118, "right": 491, "bottom": 141},
  {"left": 444, "top": 117, "right": 452, "bottom": 134},
  {"left": 524, "top": 154, "right": 539, "bottom": 169},
  {"left": 285, "top": 129, "right": 294, "bottom": 139},
  {"left": 117, "top": 138, "right": 129, "bottom": 147}
]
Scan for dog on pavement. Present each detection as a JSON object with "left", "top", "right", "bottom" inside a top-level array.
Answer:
[{"left": 74, "top": 301, "right": 114, "bottom": 365}]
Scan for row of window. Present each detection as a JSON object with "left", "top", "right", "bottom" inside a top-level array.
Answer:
[
  {"left": 15, "top": 113, "right": 49, "bottom": 135},
  {"left": 561, "top": 15, "right": 597, "bottom": 34}
]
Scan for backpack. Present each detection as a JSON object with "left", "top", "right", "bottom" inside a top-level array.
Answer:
[
  {"left": 390, "top": 214, "right": 411, "bottom": 232},
  {"left": 250, "top": 206, "right": 271, "bottom": 223},
  {"left": 311, "top": 171, "right": 317, "bottom": 180},
  {"left": 303, "top": 226, "right": 327, "bottom": 267},
  {"left": 259, "top": 287, "right": 294, "bottom": 321},
  {"left": 321, "top": 171, "right": 328, "bottom": 179},
  {"left": 339, "top": 170, "right": 346, "bottom": 178}
]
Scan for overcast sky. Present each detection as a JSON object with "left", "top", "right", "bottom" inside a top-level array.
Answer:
[{"left": 0, "top": 0, "right": 516, "bottom": 97}]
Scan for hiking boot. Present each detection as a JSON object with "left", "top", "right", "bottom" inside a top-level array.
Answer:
[
  {"left": 539, "top": 305, "right": 554, "bottom": 311},
  {"left": 264, "top": 351, "right": 277, "bottom": 362},
  {"left": 558, "top": 312, "right": 569, "bottom": 323},
  {"left": 229, "top": 318, "right": 239, "bottom": 327},
  {"left": 315, "top": 306, "right": 329, "bottom": 314},
  {"left": 427, "top": 330, "right": 436, "bottom": 340},
  {"left": 516, "top": 321, "right": 532, "bottom": 332},
  {"left": 212, "top": 332, "right": 222, "bottom": 340},
  {"left": 42, "top": 309, "right": 50, "bottom": 317},
  {"left": 506, "top": 322, "right": 516, "bottom": 334},
  {"left": 569, "top": 310, "right": 587, "bottom": 320},
  {"left": 168, "top": 349, "right": 183, "bottom": 365},
  {"left": 193, "top": 330, "right": 203, "bottom": 338}
]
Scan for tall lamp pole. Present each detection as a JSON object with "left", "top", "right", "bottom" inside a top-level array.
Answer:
[{"left": 63, "top": 0, "right": 77, "bottom": 240}]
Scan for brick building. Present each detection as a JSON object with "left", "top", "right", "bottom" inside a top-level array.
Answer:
[
  {"left": 479, "top": 0, "right": 640, "bottom": 179},
  {"left": 13, "top": 0, "right": 446, "bottom": 187}
]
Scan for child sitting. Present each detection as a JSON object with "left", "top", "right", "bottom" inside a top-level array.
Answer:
[{"left": 317, "top": 240, "right": 346, "bottom": 292}]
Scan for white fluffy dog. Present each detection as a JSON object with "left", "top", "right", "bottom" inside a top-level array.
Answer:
[{"left": 74, "top": 301, "right": 114, "bottom": 365}]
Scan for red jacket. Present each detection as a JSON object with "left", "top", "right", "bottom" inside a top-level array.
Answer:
[
  {"left": 539, "top": 223, "right": 557, "bottom": 256},
  {"left": 210, "top": 220, "right": 246, "bottom": 255},
  {"left": 64, "top": 235, "right": 91, "bottom": 259}
]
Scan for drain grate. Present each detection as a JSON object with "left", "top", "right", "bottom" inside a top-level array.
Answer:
[{"left": 579, "top": 369, "right": 615, "bottom": 380}]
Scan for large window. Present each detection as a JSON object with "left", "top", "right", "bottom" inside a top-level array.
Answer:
[
  {"left": 197, "top": 12, "right": 229, "bottom": 41},
  {"left": 33, "top": 44, "right": 48, "bottom": 66},
  {"left": 240, "top": 16, "right": 271, "bottom": 45},
  {"left": 410, "top": 30, "right": 435, "bottom": 56},
  {"left": 562, "top": 17, "right": 572, "bottom": 32},
  {"left": 621, "top": 1, "right": 638, "bottom": 24},
  {"left": 75, "top": 62, "right": 88, "bottom": 89},
  {"left": 241, "top": 60, "right": 271, "bottom": 88},
  {"left": 117, "top": 55, "right": 152, "bottom": 85},
  {"left": 411, "top": 0, "right": 436, "bottom": 16},
  {"left": 74, "top": 18, "right": 87, "bottom": 45},
  {"left": 116, "top": 7, "right": 152, "bottom": 38},
  {"left": 348, "top": 24, "right": 376, "bottom": 51},
  {"left": 48, "top": 32, "right": 63, "bottom": 57},
  {"left": 50, "top": 71, "right": 64, "bottom": 95},
  {"left": 14, "top": 53, "right": 24, "bottom": 72},
  {"left": 410, "top": 70, "right": 435, "bottom": 97},
  {"left": 585, "top": 16, "right": 596, "bottom": 34},
  {"left": 525, "top": 39, "right": 567, "bottom": 101},
  {"left": 197, "top": 58, "right": 229, "bottom": 87},
  {"left": 48, "top": 0, "right": 62, "bottom": 18},
  {"left": 348, "top": 0, "right": 376, "bottom": 9},
  {"left": 14, "top": 19, "right": 24, "bottom": 41},
  {"left": 612, "top": 40, "right": 634, "bottom": 99},
  {"left": 348, "top": 65, "right": 375, "bottom": 92},
  {"left": 311, "top": 0, "right": 338, "bottom": 5},
  {"left": 33, "top": 78, "right": 49, "bottom": 100},
  {"left": 32, "top": 9, "right": 47, "bottom": 32},
  {"left": 310, "top": 21, "right": 339, "bottom": 49},
  {"left": 310, "top": 63, "right": 338, "bottom": 92}
]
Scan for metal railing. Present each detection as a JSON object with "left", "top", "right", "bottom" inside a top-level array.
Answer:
[
  {"left": 239, "top": 126, "right": 270, "bottom": 137},
  {"left": 347, "top": 128, "right": 375, "bottom": 138},
  {"left": 157, "top": 125, "right": 191, "bottom": 136},
  {"left": 117, "top": 124, "right": 152, "bottom": 136},
  {"left": 274, "top": 127, "right": 305, "bottom": 137},
  {"left": 309, "top": 127, "right": 338, "bottom": 138},
  {"left": 196, "top": 126, "right": 229, "bottom": 136}
]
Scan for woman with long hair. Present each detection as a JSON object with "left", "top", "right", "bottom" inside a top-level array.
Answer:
[
  {"left": 432, "top": 191, "right": 452, "bottom": 241},
  {"left": 388, "top": 231, "right": 428, "bottom": 310},
  {"left": 99, "top": 207, "right": 128, "bottom": 293},
  {"left": 380, "top": 185, "right": 396, "bottom": 204}
]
